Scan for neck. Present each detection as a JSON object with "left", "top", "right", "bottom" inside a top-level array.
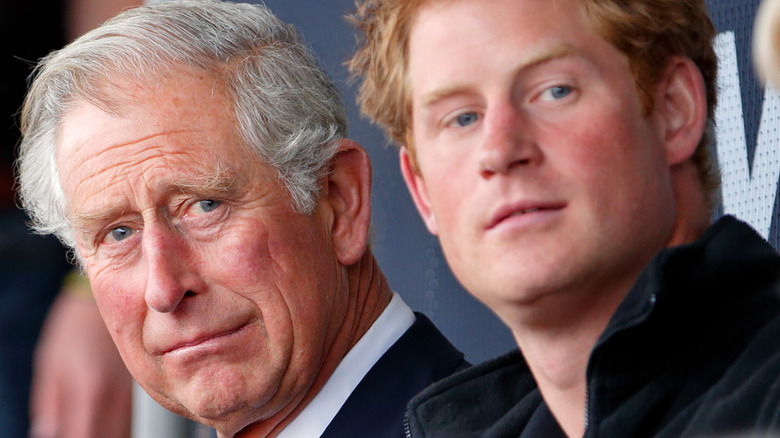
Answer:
[
  {"left": 666, "top": 162, "right": 711, "bottom": 248},
  {"left": 508, "top": 281, "right": 627, "bottom": 438},
  {"left": 338, "top": 249, "right": 395, "bottom": 352},
  {"left": 229, "top": 250, "right": 392, "bottom": 438},
  {"left": 505, "top": 162, "right": 710, "bottom": 438}
]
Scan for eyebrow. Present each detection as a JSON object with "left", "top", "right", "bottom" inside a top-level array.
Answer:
[
  {"left": 420, "top": 45, "right": 582, "bottom": 109},
  {"left": 71, "top": 206, "right": 132, "bottom": 237},
  {"left": 69, "top": 163, "right": 242, "bottom": 238},
  {"left": 168, "top": 162, "right": 240, "bottom": 197}
]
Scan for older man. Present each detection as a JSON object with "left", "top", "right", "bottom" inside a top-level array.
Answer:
[
  {"left": 16, "top": 1, "right": 466, "bottom": 437},
  {"left": 350, "top": 0, "right": 780, "bottom": 436}
]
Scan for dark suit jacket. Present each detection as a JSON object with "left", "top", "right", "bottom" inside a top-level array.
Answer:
[{"left": 321, "top": 313, "right": 468, "bottom": 437}]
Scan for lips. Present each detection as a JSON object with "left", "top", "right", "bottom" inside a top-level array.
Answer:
[
  {"left": 158, "top": 323, "right": 249, "bottom": 355},
  {"left": 486, "top": 201, "right": 565, "bottom": 230}
]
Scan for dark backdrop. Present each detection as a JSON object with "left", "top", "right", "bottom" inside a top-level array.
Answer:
[{"left": 254, "top": 0, "right": 779, "bottom": 364}]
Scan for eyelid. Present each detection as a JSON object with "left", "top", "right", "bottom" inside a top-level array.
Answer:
[
  {"left": 109, "top": 226, "right": 131, "bottom": 242},
  {"left": 184, "top": 197, "right": 224, "bottom": 215},
  {"left": 106, "top": 224, "right": 129, "bottom": 239},
  {"left": 97, "top": 223, "right": 138, "bottom": 248},
  {"left": 422, "top": 91, "right": 483, "bottom": 132},
  {"left": 442, "top": 109, "right": 482, "bottom": 130},
  {"left": 530, "top": 81, "right": 578, "bottom": 104},
  {"left": 194, "top": 199, "right": 221, "bottom": 214},
  {"left": 539, "top": 85, "right": 571, "bottom": 100}
]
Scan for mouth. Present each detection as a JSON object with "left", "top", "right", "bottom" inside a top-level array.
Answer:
[
  {"left": 486, "top": 202, "right": 565, "bottom": 230},
  {"left": 162, "top": 323, "right": 249, "bottom": 356}
]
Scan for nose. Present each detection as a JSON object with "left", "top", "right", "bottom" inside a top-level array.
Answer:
[
  {"left": 479, "top": 103, "right": 539, "bottom": 177},
  {"left": 143, "top": 223, "right": 200, "bottom": 313}
]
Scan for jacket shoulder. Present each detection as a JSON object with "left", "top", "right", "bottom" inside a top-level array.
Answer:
[{"left": 406, "top": 349, "right": 541, "bottom": 437}]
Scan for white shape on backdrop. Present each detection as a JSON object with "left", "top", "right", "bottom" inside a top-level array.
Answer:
[{"left": 715, "top": 31, "right": 780, "bottom": 240}]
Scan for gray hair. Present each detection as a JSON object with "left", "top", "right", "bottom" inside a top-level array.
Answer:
[{"left": 17, "top": 0, "right": 347, "bottom": 249}]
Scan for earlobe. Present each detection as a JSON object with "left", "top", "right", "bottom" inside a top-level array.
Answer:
[
  {"left": 400, "top": 148, "right": 439, "bottom": 235},
  {"left": 325, "top": 139, "right": 372, "bottom": 266},
  {"left": 656, "top": 56, "right": 708, "bottom": 165}
]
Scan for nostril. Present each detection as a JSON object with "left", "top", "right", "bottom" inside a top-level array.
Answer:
[
  {"left": 184, "top": 291, "right": 196, "bottom": 298},
  {"left": 480, "top": 167, "right": 497, "bottom": 179}
]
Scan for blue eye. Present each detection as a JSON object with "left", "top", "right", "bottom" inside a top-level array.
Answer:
[
  {"left": 196, "top": 199, "right": 221, "bottom": 213},
  {"left": 110, "top": 226, "right": 133, "bottom": 242},
  {"left": 544, "top": 85, "right": 572, "bottom": 100},
  {"left": 454, "top": 112, "right": 479, "bottom": 127}
]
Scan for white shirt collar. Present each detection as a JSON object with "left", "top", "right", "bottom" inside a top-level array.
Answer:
[{"left": 276, "top": 292, "right": 415, "bottom": 438}]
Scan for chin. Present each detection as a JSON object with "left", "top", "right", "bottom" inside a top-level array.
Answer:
[
  {"left": 468, "top": 274, "right": 549, "bottom": 309},
  {"left": 157, "top": 371, "right": 268, "bottom": 427},
  {"left": 184, "top": 391, "right": 246, "bottom": 420}
]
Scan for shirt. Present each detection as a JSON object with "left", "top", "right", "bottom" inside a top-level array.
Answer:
[{"left": 277, "top": 292, "right": 416, "bottom": 437}]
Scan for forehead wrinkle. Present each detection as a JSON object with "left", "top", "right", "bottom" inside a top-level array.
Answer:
[
  {"left": 64, "top": 126, "right": 191, "bottom": 164},
  {"left": 71, "top": 204, "right": 132, "bottom": 236},
  {"left": 168, "top": 162, "right": 245, "bottom": 198},
  {"left": 65, "top": 129, "right": 191, "bottom": 187},
  {"left": 67, "top": 148, "right": 188, "bottom": 214},
  {"left": 67, "top": 147, "right": 236, "bottom": 235},
  {"left": 68, "top": 164, "right": 244, "bottom": 248}
]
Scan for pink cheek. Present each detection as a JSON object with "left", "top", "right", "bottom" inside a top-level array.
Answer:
[
  {"left": 212, "top": 236, "right": 275, "bottom": 284},
  {"left": 90, "top": 296, "right": 140, "bottom": 364},
  {"left": 90, "top": 273, "right": 145, "bottom": 325}
]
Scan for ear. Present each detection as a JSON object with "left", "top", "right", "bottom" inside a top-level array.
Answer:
[
  {"left": 324, "top": 139, "right": 372, "bottom": 266},
  {"left": 400, "top": 147, "right": 439, "bottom": 235},
  {"left": 654, "top": 56, "right": 708, "bottom": 165}
]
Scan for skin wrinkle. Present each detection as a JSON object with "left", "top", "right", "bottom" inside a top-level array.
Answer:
[
  {"left": 49, "top": 58, "right": 388, "bottom": 436},
  {"left": 20, "top": 0, "right": 348, "bottom": 252},
  {"left": 65, "top": 139, "right": 188, "bottom": 198},
  {"left": 68, "top": 140, "right": 250, "bottom": 252},
  {"left": 172, "top": 162, "right": 239, "bottom": 197},
  {"left": 346, "top": 255, "right": 389, "bottom": 351},
  {"left": 230, "top": 206, "right": 337, "bottom": 434}
]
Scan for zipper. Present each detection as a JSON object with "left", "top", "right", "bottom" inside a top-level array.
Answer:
[
  {"left": 404, "top": 412, "right": 413, "bottom": 438},
  {"left": 583, "top": 292, "right": 657, "bottom": 436}
]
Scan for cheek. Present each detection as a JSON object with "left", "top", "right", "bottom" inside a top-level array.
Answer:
[
  {"left": 88, "top": 261, "right": 144, "bottom": 330},
  {"left": 422, "top": 181, "right": 474, "bottom": 271},
  {"left": 418, "top": 156, "right": 473, "bottom": 227},
  {"left": 192, "top": 211, "right": 283, "bottom": 287},
  {"left": 560, "top": 121, "right": 670, "bottom": 224},
  {"left": 266, "top": 217, "right": 345, "bottom": 345},
  {"left": 553, "top": 103, "right": 646, "bottom": 175},
  {"left": 205, "top": 230, "right": 274, "bottom": 285},
  {"left": 267, "top": 225, "right": 338, "bottom": 313},
  {"left": 88, "top": 266, "right": 149, "bottom": 375},
  {"left": 205, "top": 215, "right": 339, "bottom": 335}
]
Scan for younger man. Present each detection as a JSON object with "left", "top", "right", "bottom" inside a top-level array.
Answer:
[{"left": 350, "top": 0, "right": 780, "bottom": 436}]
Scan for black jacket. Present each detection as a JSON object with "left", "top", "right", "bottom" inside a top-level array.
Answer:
[
  {"left": 405, "top": 216, "right": 780, "bottom": 437},
  {"left": 321, "top": 312, "right": 468, "bottom": 438}
]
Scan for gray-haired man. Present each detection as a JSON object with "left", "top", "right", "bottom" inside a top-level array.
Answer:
[{"left": 17, "top": 1, "right": 466, "bottom": 437}]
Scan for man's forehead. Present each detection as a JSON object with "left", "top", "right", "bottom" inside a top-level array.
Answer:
[
  {"left": 417, "top": 45, "right": 583, "bottom": 110},
  {"left": 57, "top": 74, "right": 238, "bottom": 166},
  {"left": 67, "top": 161, "right": 246, "bottom": 236},
  {"left": 56, "top": 90, "right": 250, "bottom": 219},
  {"left": 62, "top": 68, "right": 229, "bottom": 124},
  {"left": 408, "top": 0, "right": 594, "bottom": 61},
  {"left": 407, "top": 1, "right": 602, "bottom": 101}
]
